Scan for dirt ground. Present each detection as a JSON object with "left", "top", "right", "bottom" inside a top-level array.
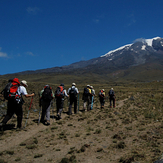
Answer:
[{"left": 0, "top": 96, "right": 162, "bottom": 163}]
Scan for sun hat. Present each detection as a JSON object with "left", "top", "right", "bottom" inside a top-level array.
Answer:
[
  {"left": 21, "top": 80, "right": 28, "bottom": 87},
  {"left": 72, "top": 83, "right": 76, "bottom": 86}
]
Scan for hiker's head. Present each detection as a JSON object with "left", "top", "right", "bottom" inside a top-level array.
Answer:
[
  {"left": 60, "top": 83, "right": 64, "bottom": 88},
  {"left": 21, "top": 80, "right": 28, "bottom": 87},
  {"left": 90, "top": 86, "right": 93, "bottom": 89},
  {"left": 72, "top": 83, "right": 76, "bottom": 86},
  {"left": 102, "top": 89, "right": 105, "bottom": 92},
  {"left": 44, "top": 85, "right": 50, "bottom": 89},
  {"left": 111, "top": 88, "right": 113, "bottom": 90},
  {"left": 87, "top": 85, "right": 90, "bottom": 88}
]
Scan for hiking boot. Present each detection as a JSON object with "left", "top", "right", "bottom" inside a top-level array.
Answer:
[
  {"left": 57, "top": 114, "right": 62, "bottom": 120},
  {"left": 45, "top": 121, "right": 50, "bottom": 126},
  {"left": 16, "top": 127, "right": 24, "bottom": 131},
  {"left": 40, "top": 119, "right": 45, "bottom": 124}
]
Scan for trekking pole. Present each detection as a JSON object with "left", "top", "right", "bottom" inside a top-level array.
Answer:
[
  {"left": 24, "top": 96, "right": 33, "bottom": 128},
  {"left": 91, "top": 96, "right": 94, "bottom": 110},
  {"left": 78, "top": 93, "right": 79, "bottom": 112}
]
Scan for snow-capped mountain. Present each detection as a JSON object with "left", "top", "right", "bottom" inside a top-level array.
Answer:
[
  {"left": 9, "top": 36, "right": 163, "bottom": 81},
  {"left": 99, "top": 37, "right": 163, "bottom": 67}
]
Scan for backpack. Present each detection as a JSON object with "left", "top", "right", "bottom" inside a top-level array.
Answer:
[
  {"left": 99, "top": 90, "right": 104, "bottom": 97},
  {"left": 69, "top": 87, "right": 77, "bottom": 98},
  {"left": 1, "top": 78, "right": 20, "bottom": 100},
  {"left": 55, "top": 86, "right": 64, "bottom": 98},
  {"left": 42, "top": 86, "right": 53, "bottom": 102},
  {"left": 83, "top": 88, "right": 89, "bottom": 96},
  {"left": 109, "top": 90, "right": 114, "bottom": 97}
]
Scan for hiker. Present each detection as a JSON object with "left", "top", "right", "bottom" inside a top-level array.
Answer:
[
  {"left": 67, "top": 83, "right": 79, "bottom": 115},
  {"left": 55, "top": 83, "right": 68, "bottom": 119},
  {"left": 39, "top": 85, "right": 54, "bottom": 125},
  {"left": 82, "top": 85, "right": 91, "bottom": 111},
  {"left": 109, "top": 88, "right": 115, "bottom": 108},
  {"left": 99, "top": 89, "right": 105, "bottom": 109},
  {"left": 0, "top": 80, "right": 35, "bottom": 129},
  {"left": 90, "top": 85, "right": 95, "bottom": 110}
]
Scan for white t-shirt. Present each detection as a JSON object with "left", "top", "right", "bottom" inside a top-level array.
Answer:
[{"left": 17, "top": 86, "right": 28, "bottom": 96}]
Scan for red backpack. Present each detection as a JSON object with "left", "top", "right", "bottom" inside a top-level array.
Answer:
[
  {"left": 55, "top": 86, "right": 64, "bottom": 98},
  {"left": 2, "top": 78, "right": 20, "bottom": 100}
]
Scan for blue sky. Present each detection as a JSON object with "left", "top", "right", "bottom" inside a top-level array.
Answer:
[{"left": 0, "top": 0, "right": 163, "bottom": 75}]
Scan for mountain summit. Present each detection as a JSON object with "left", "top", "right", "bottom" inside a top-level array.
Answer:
[{"left": 100, "top": 36, "right": 163, "bottom": 67}]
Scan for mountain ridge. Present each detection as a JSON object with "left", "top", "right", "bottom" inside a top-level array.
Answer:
[{"left": 2, "top": 36, "right": 163, "bottom": 82}]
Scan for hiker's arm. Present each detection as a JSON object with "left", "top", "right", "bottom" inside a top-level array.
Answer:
[{"left": 24, "top": 93, "right": 35, "bottom": 98}]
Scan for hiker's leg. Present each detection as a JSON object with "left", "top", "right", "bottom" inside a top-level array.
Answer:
[
  {"left": 46, "top": 103, "right": 51, "bottom": 121},
  {"left": 68, "top": 99, "right": 73, "bottom": 114},
  {"left": 83, "top": 100, "right": 87, "bottom": 110},
  {"left": 74, "top": 98, "right": 77, "bottom": 114},
  {"left": 87, "top": 98, "right": 91, "bottom": 111},
  {"left": 58, "top": 100, "right": 64, "bottom": 115},
  {"left": 113, "top": 98, "right": 115, "bottom": 107},
  {"left": 100, "top": 99, "right": 102, "bottom": 108},
  {"left": 40, "top": 102, "right": 46, "bottom": 122},
  {"left": 15, "top": 103, "right": 23, "bottom": 128},
  {"left": 56, "top": 99, "right": 60, "bottom": 114},
  {"left": 110, "top": 98, "right": 112, "bottom": 107},
  {"left": 1, "top": 101, "right": 14, "bottom": 125},
  {"left": 83, "top": 96, "right": 87, "bottom": 110}
]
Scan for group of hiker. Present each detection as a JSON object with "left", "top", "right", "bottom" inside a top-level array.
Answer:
[{"left": 0, "top": 78, "right": 116, "bottom": 130}]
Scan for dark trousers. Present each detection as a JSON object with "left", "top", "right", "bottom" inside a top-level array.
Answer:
[
  {"left": 2, "top": 100, "right": 23, "bottom": 128},
  {"left": 41, "top": 100, "right": 51, "bottom": 122},
  {"left": 100, "top": 98, "right": 105, "bottom": 108},
  {"left": 56, "top": 98, "right": 64, "bottom": 115},
  {"left": 68, "top": 97, "right": 77, "bottom": 114},
  {"left": 110, "top": 97, "right": 115, "bottom": 107}
]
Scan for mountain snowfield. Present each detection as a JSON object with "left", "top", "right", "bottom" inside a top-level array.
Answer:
[{"left": 101, "top": 36, "right": 162, "bottom": 58}]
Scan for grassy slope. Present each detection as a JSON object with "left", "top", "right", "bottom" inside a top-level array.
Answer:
[{"left": 0, "top": 81, "right": 163, "bottom": 162}]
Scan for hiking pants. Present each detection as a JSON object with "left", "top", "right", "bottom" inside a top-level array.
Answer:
[
  {"left": 68, "top": 97, "right": 77, "bottom": 114},
  {"left": 100, "top": 98, "right": 105, "bottom": 109},
  {"left": 41, "top": 100, "right": 51, "bottom": 122},
  {"left": 56, "top": 98, "right": 64, "bottom": 115},
  {"left": 2, "top": 100, "right": 23, "bottom": 128},
  {"left": 110, "top": 97, "right": 115, "bottom": 107},
  {"left": 83, "top": 96, "right": 90, "bottom": 111}
]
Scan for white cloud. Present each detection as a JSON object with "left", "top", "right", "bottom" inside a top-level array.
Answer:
[
  {"left": 0, "top": 52, "right": 8, "bottom": 57},
  {"left": 27, "top": 7, "right": 40, "bottom": 15},
  {"left": 26, "top": 52, "right": 34, "bottom": 56},
  {"left": 93, "top": 19, "right": 100, "bottom": 24}
]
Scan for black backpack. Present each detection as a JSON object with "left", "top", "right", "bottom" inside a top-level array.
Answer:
[
  {"left": 109, "top": 90, "right": 114, "bottom": 97},
  {"left": 42, "top": 86, "right": 53, "bottom": 102},
  {"left": 69, "top": 87, "right": 77, "bottom": 98},
  {"left": 83, "top": 88, "right": 89, "bottom": 96}
]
